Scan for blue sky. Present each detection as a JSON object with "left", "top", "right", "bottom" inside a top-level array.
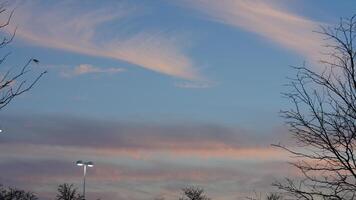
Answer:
[{"left": 0, "top": 1, "right": 355, "bottom": 200}]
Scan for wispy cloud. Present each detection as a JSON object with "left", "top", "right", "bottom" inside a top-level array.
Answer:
[
  {"left": 62, "top": 64, "right": 125, "bottom": 77},
  {"left": 182, "top": 0, "right": 325, "bottom": 62},
  {"left": 174, "top": 80, "right": 217, "bottom": 89},
  {"left": 11, "top": 1, "right": 201, "bottom": 80}
]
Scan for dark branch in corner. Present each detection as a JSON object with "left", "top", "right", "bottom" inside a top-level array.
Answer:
[{"left": 0, "top": 4, "right": 46, "bottom": 110}]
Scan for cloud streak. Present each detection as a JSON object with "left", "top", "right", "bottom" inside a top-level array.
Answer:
[
  {"left": 62, "top": 64, "right": 125, "bottom": 77},
  {"left": 183, "top": 0, "right": 325, "bottom": 62},
  {"left": 174, "top": 80, "right": 217, "bottom": 89},
  {"left": 0, "top": 114, "right": 289, "bottom": 154},
  {"left": 12, "top": 1, "right": 200, "bottom": 80}
]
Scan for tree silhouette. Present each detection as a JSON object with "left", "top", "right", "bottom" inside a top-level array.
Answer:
[
  {"left": 274, "top": 15, "right": 356, "bottom": 200},
  {"left": 0, "top": 4, "right": 46, "bottom": 110},
  {"left": 55, "top": 184, "right": 83, "bottom": 200},
  {"left": 0, "top": 184, "right": 38, "bottom": 200},
  {"left": 179, "top": 187, "right": 210, "bottom": 200},
  {"left": 247, "top": 192, "right": 283, "bottom": 200},
  {"left": 266, "top": 193, "right": 282, "bottom": 200}
]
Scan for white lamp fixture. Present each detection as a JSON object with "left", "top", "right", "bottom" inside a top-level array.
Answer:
[{"left": 76, "top": 160, "right": 84, "bottom": 166}]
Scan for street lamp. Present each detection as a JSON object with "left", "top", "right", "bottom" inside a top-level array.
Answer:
[{"left": 76, "top": 160, "right": 94, "bottom": 199}]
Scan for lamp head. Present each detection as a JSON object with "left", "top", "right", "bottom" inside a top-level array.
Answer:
[
  {"left": 76, "top": 160, "right": 84, "bottom": 166},
  {"left": 87, "top": 161, "right": 94, "bottom": 167}
]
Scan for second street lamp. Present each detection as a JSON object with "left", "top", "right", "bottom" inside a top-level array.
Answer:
[{"left": 76, "top": 160, "right": 94, "bottom": 200}]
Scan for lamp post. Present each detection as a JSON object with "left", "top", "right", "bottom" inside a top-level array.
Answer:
[{"left": 76, "top": 160, "right": 94, "bottom": 199}]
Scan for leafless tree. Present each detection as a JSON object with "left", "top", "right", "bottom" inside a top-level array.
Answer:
[
  {"left": 266, "top": 193, "right": 283, "bottom": 200},
  {"left": 179, "top": 186, "right": 211, "bottom": 200},
  {"left": 55, "top": 184, "right": 83, "bottom": 200},
  {"left": 0, "top": 184, "right": 38, "bottom": 200},
  {"left": 273, "top": 15, "right": 356, "bottom": 200},
  {"left": 0, "top": 3, "right": 46, "bottom": 110},
  {"left": 247, "top": 192, "right": 283, "bottom": 200}
]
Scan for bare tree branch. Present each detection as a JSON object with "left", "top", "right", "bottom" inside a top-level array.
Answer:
[
  {"left": 273, "top": 14, "right": 356, "bottom": 200},
  {"left": 0, "top": 4, "right": 46, "bottom": 110}
]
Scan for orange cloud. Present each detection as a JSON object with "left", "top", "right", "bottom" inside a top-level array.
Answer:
[{"left": 0, "top": 142, "right": 289, "bottom": 163}]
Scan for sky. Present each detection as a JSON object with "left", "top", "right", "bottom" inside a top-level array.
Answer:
[{"left": 0, "top": 0, "right": 355, "bottom": 200}]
